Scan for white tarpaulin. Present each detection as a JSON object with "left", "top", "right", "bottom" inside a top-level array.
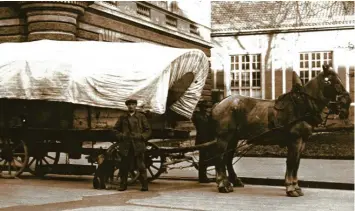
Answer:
[{"left": 0, "top": 40, "right": 209, "bottom": 118}]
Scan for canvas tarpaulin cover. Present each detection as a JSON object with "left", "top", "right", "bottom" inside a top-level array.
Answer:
[{"left": 0, "top": 40, "right": 209, "bottom": 118}]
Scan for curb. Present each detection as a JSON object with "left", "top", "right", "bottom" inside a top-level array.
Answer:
[{"left": 158, "top": 176, "right": 354, "bottom": 191}]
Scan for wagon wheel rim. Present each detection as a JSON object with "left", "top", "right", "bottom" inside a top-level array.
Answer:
[
  {"left": 145, "top": 142, "right": 166, "bottom": 182},
  {"left": 0, "top": 138, "right": 29, "bottom": 178},
  {"left": 27, "top": 151, "right": 60, "bottom": 177}
]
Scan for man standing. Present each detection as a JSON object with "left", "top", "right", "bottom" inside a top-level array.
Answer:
[
  {"left": 114, "top": 99, "right": 151, "bottom": 191},
  {"left": 192, "top": 100, "right": 214, "bottom": 183}
]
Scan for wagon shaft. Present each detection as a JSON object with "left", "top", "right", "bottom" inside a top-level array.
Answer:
[{"left": 148, "top": 140, "right": 217, "bottom": 155}]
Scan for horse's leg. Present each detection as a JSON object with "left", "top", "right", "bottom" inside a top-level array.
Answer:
[
  {"left": 292, "top": 138, "right": 306, "bottom": 196},
  {"left": 226, "top": 141, "right": 244, "bottom": 187},
  {"left": 215, "top": 134, "right": 233, "bottom": 193},
  {"left": 285, "top": 137, "right": 304, "bottom": 197}
]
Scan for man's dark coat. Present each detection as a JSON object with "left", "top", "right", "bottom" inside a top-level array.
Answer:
[{"left": 113, "top": 112, "right": 152, "bottom": 156}]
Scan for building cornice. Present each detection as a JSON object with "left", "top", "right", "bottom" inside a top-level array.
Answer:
[
  {"left": 90, "top": 2, "right": 213, "bottom": 48},
  {"left": 212, "top": 24, "right": 355, "bottom": 37}
]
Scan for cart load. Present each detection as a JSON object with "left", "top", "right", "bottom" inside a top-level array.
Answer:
[
  {"left": 0, "top": 40, "right": 209, "bottom": 118},
  {"left": 0, "top": 40, "right": 210, "bottom": 179}
]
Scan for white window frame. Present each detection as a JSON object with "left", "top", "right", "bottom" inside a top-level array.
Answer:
[
  {"left": 230, "top": 54, "right": 262, "bottom": 98},
  {"left": 299, "top": 51, "right": 333, "bottom": 84}
]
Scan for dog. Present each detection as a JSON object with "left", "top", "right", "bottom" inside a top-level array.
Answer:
[{"left": 93, "top": 152, "right": 117, "bottom": 190}]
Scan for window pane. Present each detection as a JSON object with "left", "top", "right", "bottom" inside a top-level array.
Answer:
[
  {"left": 300, "top": 54, "right": 303, "bottom": 60},
  {"left": 246, "top": 55, "right": 250, "bottom": 62},
  {"left": 312, "top": 71, "right": 316, "bottom": 77},
  {"left": 317, "top": 61, "right": 321, "bottom": 67},
  {"left": 236, "top": 56, "right": 239, "bottom": 62},
  {"left": 305, "top": 54, "right": 309, "bottom": 60},
  {"left": 300, "top": 62, "right": 304, "bottom": 68},
  {"left": 231, "top": 56, "right": 234, "bottom": 63},
  {"left": 305, "top": 71, "right": 309, "bottom": 78},
  {"left": 300, "top": 71, "right": 305, "bottom": 77},
  {"left": 246, "top": 63, "right": 250, "bottom": 69},
  {"left": 305, "top": 61, "right": 308, "bottom": 68},
  {"left": 317, "top": 53, "right": 320, "bottom": 59},
  {"left": 257, "top": 55, "right": 261, "bottom": 62},
  {"left": 252, "top": 72, "right": 261, "bottom": 87},
  {"left": 312, "top": 61, "right": 315, "bottom": 68}
]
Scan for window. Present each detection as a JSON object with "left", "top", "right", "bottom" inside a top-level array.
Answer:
[
  {"left": 166, "top": 15, "right": 177, "bottom": 27},
  {"left": 137, "top": 4, "right": 151, "bottom": 17},
  {"left": 230, "top": 54, "right": 261, "bottom": 98},
  {"left": 299, "top": 51, "right": 333, "bottom": 84}
]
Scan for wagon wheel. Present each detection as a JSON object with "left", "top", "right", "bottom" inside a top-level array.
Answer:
[
  {"left": 0, "top": 138, "right": 29, "bottom": 178},
  {"left": 106, "top": 142, "right": 139, "bottom": 185},
  {"left": 145, "top": 142, "right": 166, "bottom": 182},
  {"left": 27, "top": 151, "right": 60, "bottom": 177}
]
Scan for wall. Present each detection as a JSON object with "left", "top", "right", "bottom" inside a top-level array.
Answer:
[{"left": 211, "top": 29, "right": 355, "bottom": 102}]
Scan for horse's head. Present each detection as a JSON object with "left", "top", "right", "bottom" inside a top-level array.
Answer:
[{"left": 315, "top": 64, "right": 351, "bottom": 119}]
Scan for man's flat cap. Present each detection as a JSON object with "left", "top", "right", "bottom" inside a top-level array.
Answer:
[{"left": 125, "top": 99, "right": 138, "bottom": 105}]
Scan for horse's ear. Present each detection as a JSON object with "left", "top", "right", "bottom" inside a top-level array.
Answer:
[
  {"left": 292, "top": 71, "right": 303, "bottom": 86},
  {"left": 322, "top": 64, "right": 330, "bottom": 75}
]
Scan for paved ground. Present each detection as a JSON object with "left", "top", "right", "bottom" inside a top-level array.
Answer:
[
  {"left": 0, "top": 177, "right": 353, "bottom": 211},
  {"left": 161, "top": 157, "right": 354, "bottom": 184}
]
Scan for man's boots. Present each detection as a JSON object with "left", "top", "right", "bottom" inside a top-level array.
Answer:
[
  {"left": 140, "top": 171, "right": 148, "bottom": 191},
  {"left": 118, "top": 175, "right": 127, "bottom": 191}
]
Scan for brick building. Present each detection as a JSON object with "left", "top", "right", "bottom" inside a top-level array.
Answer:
[
  {"left": 211, "top": 1, "right": 354, "bottom": 104},
  {"left": 0, "top": 1, "right": 213, "bottom": 102}
]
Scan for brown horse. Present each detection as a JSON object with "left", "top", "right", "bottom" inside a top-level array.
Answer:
[{"left": 210, "top": 64, "right": 351, "bottom": 196}]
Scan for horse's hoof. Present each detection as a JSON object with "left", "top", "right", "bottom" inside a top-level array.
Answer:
[
  {"left": 232, "top": 179, "right": 244, "bottom": 187},
  {"left": 286, "top": 190, "right": 300, "bottom": 197},
  {"left": 295, "top": 188, "right": 304, "bottom": 196},
  {"left": 218, "top": 186, "right": 229, "bottom": 193},
  {"left": 218, "top": 184, "right": 233, "bottom": 193},
  {"left": 226, "top": 185, "right": 234, "bottom": 192}
]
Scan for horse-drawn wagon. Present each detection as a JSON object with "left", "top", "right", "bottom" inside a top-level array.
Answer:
[{"left": 0, "top": 40, "right": 210, "bottom": 182}]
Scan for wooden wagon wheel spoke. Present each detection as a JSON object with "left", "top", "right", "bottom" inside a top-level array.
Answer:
[
  {"left": 42, "top": 158, "right": 50, "bottom": 165},
  {"left": 147, "top": 168, "right": 154, "bottom": 177},
  {"left": 150, "top": 164, "right": 160, "bottom": 171},
  {"left": 27, "top": 150, "right": 60, "bottom": 177},
  {"left": 0, "top": 139, "right": 29, "bottom": 178},
  {"left": 45, "top": 155, "right": 56, "bottom": 160},
  {"left": 145, "top": 142, "right": 166, "bottom": 182},
  {"left": 11, "top": 161, "right": 19, "bottom": 171},
  {"left": 13, "top": 158, "right": 24, "bottom": 167},
  {"left": 13, "top": 152, "right": 26, "bottom": 156},
  {"left": 28, "top": 158, "right": 35, "bottom": 166}
]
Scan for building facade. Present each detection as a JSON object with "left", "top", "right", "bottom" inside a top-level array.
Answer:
[
  {"left": 0, "top": 1, "right": 213, "bottom": 102},
  {"left": 211, "top": 1, "right": 354, "bottom": 104}
]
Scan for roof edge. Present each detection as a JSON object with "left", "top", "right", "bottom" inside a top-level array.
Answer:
[{"left": 211, "top": 24, "right": 355, "bottom": 37}]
